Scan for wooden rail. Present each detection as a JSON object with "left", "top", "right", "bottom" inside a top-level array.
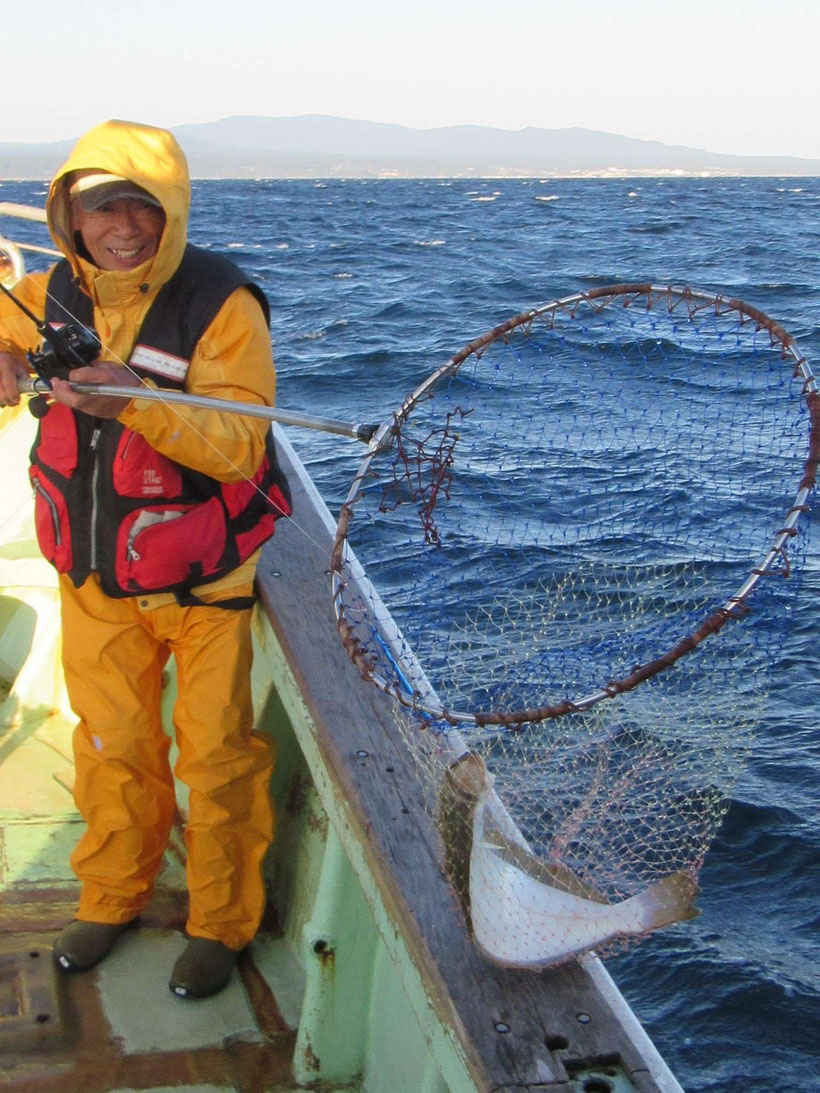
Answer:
[{"left": 0, "top": 202, "right": 48, "bottom": 223}]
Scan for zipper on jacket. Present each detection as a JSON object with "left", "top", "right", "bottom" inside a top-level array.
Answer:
[{"left": 89, "top": 426, "right": 101, "bottom": 571}]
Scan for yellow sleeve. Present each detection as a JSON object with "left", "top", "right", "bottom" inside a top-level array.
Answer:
[
  {"left": 118, "top": 285, "right": 275, "bottom": 483},
  {"left": 0, "top": 272, "right": 51, "bottom": 359}
]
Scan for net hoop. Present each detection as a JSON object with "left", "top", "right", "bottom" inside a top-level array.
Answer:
[{"left": 331, "top": 283, "right": 818, "bottom": 727}]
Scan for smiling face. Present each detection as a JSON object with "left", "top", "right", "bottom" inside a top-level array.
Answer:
[{"left": 71, "top": 196, "right": 166, "bottom": 272}]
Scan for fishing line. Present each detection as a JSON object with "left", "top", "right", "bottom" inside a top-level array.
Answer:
[{"left": 19, "top": 281, "right": 346, "bottom": 557}]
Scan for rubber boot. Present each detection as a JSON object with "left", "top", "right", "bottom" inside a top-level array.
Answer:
[
  {"left": 53, "top": 918, "right": 138, "bottom": 971},
  {"left": 169, "top": 937, "right": 239, "bottom": 998}
]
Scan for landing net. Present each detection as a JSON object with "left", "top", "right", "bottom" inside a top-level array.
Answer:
[{"left": 331, "top": 284, "right": 817, "bottom": 965}]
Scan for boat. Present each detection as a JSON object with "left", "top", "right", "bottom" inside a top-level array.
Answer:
[{"left": 0, "top": 211, "right": 685, "bottom": 1092}]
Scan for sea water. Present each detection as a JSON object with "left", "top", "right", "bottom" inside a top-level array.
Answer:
[{"left": 4, "top": 174, "right": 818, "bottom": 1093}]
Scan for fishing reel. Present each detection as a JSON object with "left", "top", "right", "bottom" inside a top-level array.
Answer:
[
  {"left": 0, "top": 281, "right": 102, "bottom": 418},
  {"left": 27, "top": 323, "right": 101, "bottom": 383},
  {"left": 24, "top": 324, "right": 101, "bottom": 419}
]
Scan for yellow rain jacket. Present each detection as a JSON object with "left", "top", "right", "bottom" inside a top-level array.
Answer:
[
  {"left": 0, "top": 120, "right": 278, "bottom": 949},
  {"left": 0, "top": 118, "right": 279, "bottom": 604}
]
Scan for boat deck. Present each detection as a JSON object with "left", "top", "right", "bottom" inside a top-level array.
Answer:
[
  {"left": 0, "top": 905, "right": 304, "bottom": 1093},
  {"left": 0, "top": 670, "right": 310, "bottom": 1092},
  {"left": 0, "top": 734, "right": 304, "bottom": 1092}
]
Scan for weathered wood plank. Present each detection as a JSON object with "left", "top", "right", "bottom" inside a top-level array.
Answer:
[{"left": 257, "top": 430, "right": 682, "bottom": 1093}]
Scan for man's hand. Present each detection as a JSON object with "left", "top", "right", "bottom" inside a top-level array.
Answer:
[
  {"left": 49, "top": 361, "right": 143, "bottom": 419},
  {"left": 0, "top": 351, "right": 30, "bottom": 407}
]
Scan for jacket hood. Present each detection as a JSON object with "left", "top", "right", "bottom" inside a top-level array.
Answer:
[{"left": 46, "top": 119, "right": 190, "bottom": 293}]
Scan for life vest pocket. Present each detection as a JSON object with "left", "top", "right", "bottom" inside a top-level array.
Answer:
[
  {"left": 221, "top": 469, "right": 262, "bottom": 519},
  {"left": 33, "top": 403, "right": 78, "bottom": 477},
  {"left": 233, "top": 483, "right": 292, "bottom": 559},
  {"left": 220, "top": 448, "right": 293, "bottom": 521},
  {"left": 29, "top": 468, "right": 73, "bottom": 572},
  {"left": 116, "top": 498, "right": 227, "bottom": 591},
  {"left": 221, "top": 471, "right": 292, "bottom": 520},
  {"left": 267, "top": 482, "right": 292, "bottom": 521},
  {"left": 112, "top": 430, "right": 184, "bottom": 499}
]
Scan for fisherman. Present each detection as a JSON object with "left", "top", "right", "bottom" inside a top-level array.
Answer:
[{"left": 0, "top": 119, "right": 290, "bottom": 998}]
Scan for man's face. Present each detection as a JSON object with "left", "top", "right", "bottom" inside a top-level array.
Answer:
[{"left": 71, "top": 197, "right": 166, "bottom": 272}]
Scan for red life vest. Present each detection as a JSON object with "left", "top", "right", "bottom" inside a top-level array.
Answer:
[{"left": 29, "top": 246, "right": 291, "bottom": 601}]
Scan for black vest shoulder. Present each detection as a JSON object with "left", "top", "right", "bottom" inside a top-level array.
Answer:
[{"left": 136, "top": 246, "right": 270, "bottom": 367}]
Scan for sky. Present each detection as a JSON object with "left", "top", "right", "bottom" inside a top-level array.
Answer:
[{"left": 5, "top": 0, "right": 820, "bottom": 160}]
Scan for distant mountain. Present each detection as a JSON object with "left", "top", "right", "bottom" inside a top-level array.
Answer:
[
  {"left": 0, "top": 140, "right": 74, "bottom": 180},
  {"left": 1, "top": 116, "right": 819, "bottom": 179}
]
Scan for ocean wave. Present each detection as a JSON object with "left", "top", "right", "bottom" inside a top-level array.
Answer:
[{"left": 628, "top": 222, "right": 682, "bottom": 235}]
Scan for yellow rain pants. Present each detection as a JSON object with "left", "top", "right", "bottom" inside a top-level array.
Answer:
[{"left": 59, "top": 572, "right": 274, "bottom": 951}]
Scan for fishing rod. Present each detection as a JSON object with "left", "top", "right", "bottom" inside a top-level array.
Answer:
[{"left": 0, "top": 279, "right": 381, "bottom": 443}]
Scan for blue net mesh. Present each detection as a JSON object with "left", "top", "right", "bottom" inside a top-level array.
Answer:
[{"left": 332, "top": 285, "right": 815, "bottom": 962}]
